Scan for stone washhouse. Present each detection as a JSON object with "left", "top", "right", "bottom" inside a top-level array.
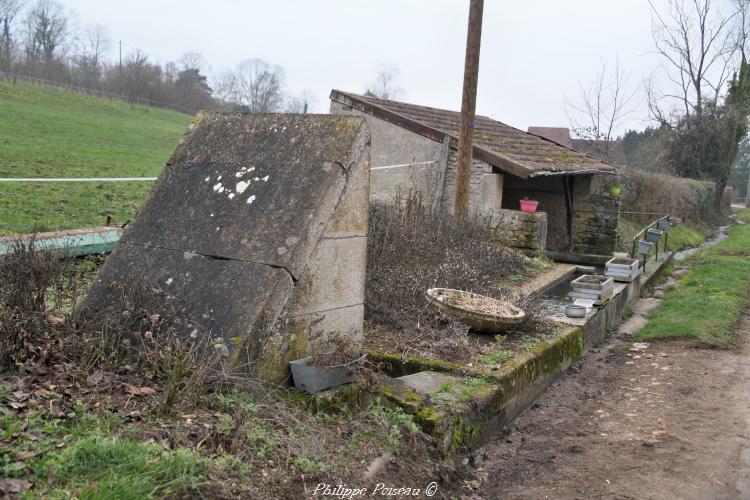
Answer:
[
  {"left": 84, "top": 113, "right": 371, "bottom": 383},
  {"left": 330, "top": 90, "right": 620, "bottom": 262}
]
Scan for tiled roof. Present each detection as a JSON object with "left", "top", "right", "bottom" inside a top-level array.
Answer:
[
  {"left": 527, "top": 126, "right": 573, "bottom": 149},
  {"left": 330, "top": 90, "right": 616, "bottom": 178}
]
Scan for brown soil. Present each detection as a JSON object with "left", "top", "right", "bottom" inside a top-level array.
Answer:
[{"left": 458, "top": 311, "right": 750, "bottom": 499}]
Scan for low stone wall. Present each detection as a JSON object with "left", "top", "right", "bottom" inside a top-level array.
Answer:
[{"left": 491, "top": 208, "right": 548, "bottom": 258}]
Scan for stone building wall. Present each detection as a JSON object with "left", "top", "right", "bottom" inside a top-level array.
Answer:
[
  {"left": 439, "top": 149, "right": 495, "bottom": 213},
  {"left": 330, "top": 101, "right": 441, "bottom": 202},
  {"left": 491, "top": 209, "right": 548, "bottom": 258}
]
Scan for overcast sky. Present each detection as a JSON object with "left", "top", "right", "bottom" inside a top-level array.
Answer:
[{"left": 60, "top": 0, "right": 736, "bottom": 135}]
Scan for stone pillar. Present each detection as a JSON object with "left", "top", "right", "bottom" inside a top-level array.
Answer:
[
  {"left": 479, "top": 173, "right": 504, "bottom": 213},
  {"left": 491, "top": 208, "right": 547, "bottom": 258}
]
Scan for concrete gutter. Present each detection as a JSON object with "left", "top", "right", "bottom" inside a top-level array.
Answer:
[{"left": 372, "top": 253, "right": 676, "bottom": 454}]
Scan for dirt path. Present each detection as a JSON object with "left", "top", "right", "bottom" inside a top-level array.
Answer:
[{"left": 465, "top": 310, "right": 750, "bottom": 499}]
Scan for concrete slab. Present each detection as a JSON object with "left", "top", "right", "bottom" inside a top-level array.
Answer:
[{"left": 398, "top": 371, "right": 458, "bottom": 396}]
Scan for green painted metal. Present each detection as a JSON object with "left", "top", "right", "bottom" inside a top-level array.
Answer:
[{"left": 0, "top": 228, "right": 121, "bottom": 257}]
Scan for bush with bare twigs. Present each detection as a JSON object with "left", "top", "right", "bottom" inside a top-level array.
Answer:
[
  {"left": 0, "top": 240, "right": 82, "bottom": 369},
  {"left": 364, "top": 192, "right": 553, "bottom": 360}
]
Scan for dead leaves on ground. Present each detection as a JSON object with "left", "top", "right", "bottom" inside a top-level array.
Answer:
[
  {"left": 0, "top": 478, "right": 32, "bottom": 495},
  {"left": 122, "top": 383, "right": 157, "bottom": 396}
]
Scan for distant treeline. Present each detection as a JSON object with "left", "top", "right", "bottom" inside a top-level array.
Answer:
[
  {"left": 623, "top": 126, "right": 749, "bottom": 197},
  {"left": 0, "top": 0, "right": 316, "bottom": 114}
]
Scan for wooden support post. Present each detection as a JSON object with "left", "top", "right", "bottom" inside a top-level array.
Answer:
[
  {"left": 563, "top": 176, "right": 574, "bottom": 254},
  {"left": 454, "top": 0, "right": 484, "bottom": 215}
]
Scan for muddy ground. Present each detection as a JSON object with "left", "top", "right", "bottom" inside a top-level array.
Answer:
[{"left": 460, "top": 305, "right": 750, "bottom": 499}]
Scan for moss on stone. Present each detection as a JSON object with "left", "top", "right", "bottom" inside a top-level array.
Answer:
[{"left": 368, "top": 352, "right": 465, "bottom": 377}]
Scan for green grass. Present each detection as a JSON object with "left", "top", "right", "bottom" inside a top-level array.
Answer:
[
  {"left": 617, "top": 218, "right": 711, "bottom": 254},
  {"left": 665, "top": 224, "right": 712, "bottom": 251},
  {"left": 736, "top": 207, "right": 750, "bottom": 223},
  {"left": 634, "top": 221, "right": 750, "bottom": 347},
  {"left": 1, "top": 406, "right": 212, "bottom": 499},
  {"left": 0, "top": 80, "right": 192, "bottom": 234}
]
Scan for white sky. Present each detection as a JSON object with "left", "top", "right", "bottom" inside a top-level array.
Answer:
[{"left": 59, "top": 0, "right": 735, "bottom": 135}]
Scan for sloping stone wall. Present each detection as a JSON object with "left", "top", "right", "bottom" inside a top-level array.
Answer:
[
  {"left": 491, "top": 209, "right": 548, "bottom": 258},
  {"left": 83, "top": 113, "right": 371, "bottom": 383}
]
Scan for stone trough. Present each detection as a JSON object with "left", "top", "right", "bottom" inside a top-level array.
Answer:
[{"left": 369, "top": 253, "right": 674, "bottom": 454}]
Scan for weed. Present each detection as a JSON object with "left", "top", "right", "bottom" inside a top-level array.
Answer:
[
  {"left": 475, "top": 350, "right": 513, "bottom": 365},
  {"left": 520, "top": 336, "right": 538, "bottom": 351},
  {"left": 508, "top": 274, "right": 528, "bottom": 282},
  {"left": 437, "top": 382, "right": 453, "bottom": 393},
  {"left": 368, "top": 399, "right": 420, "bottom": 449},
  {"left": 294, "top": 456, "right": 326, "bottom": 474},
  {"left": 494, "top": 334, "right": 507, "bottom": 343},
  {"left": 459, "top": 377, "right": 494, "bottom": 401}
]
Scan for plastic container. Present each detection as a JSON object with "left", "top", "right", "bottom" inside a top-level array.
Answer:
[
  {"left": 646, "top": 228, "right": 663, "bottom": 243},
  {"left": 565, "top": 304, "right": 587, "bottom": 318},
  {"left": 638, "top": 239, "right": 653, "bottom": 254},
  {"left": 289, "top": 356, "right": 356, "bottom": 394},
  {"left": 519, "top": 199, "right": 539, "bottom": 214}
]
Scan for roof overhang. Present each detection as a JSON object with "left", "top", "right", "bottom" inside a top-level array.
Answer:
[
  {"left": 528, "top": 168, "right": 618, "bottom": 177},
  {"left": 331, "top": 90, "right": 533, "bottom": 179},
  {"left": 330, "top": 90, "right": 617, "bottom": 180}
]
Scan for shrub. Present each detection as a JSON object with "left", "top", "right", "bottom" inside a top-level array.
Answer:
[
  {"left": 0, "top": 239, "right": 79, "bottom": 369},
  {"left": 620, "top": 168, "right": 727, "bottom": 226},
  {"left": 365, "top": 191, "right": 526, "bottom": 333}
]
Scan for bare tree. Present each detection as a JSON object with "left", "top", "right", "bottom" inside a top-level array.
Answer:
[
  {"left": 647, "top": 0, "right": 739, "bottom": 121},
  {"left": 25, "top": 0, "right": 68, "bottom": 62},
  {"left": 364, "top": 62, "right": 403, "bottom": 100},
  {"left": 177, "top": 51, "right": 205, "bottom": 72},
  {"left": 214, "top": 59, "right": 285, "bottom": 112},
  {"left": 72, "top": 24, "right": 109, "bottom": 87},
  {"left": 565, "top": 58, "right": 638, "bottom": 160},
  {"left": 284, "top": 89, "right": 316, "bottom": 113},
  {"left": 0, "top": 0, "right": 23, "bottom": 71}
]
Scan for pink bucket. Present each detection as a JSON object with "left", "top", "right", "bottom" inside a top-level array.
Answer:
[{"left": 519, "top": 200, "right": 539, "bottom": 214}]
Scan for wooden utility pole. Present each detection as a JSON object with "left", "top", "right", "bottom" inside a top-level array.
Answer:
[{"left": 454, "top": 0, "right": 484, "bottom": 215}]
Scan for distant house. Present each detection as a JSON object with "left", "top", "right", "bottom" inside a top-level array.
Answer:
[
  {"left": 330, "top": 90, "right": 621, "bottom": 261},
  {"left": 527, "top": 126, "right": 627, "bottom": 166},
  {"left": 527, "top": 127, "right": 573, "bottom": 149}
]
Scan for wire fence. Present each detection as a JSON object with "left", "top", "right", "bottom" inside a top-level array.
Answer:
[{"left": 0, "top": 71, "right": 196, "bottom": 115}]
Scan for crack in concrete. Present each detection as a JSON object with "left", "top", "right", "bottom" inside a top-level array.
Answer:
[{"left": 120, "top": 240, "right": 299, "bottom": 283}]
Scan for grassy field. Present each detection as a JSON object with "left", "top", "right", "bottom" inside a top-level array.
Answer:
[
  {"left": 634, "top": 208, "right": 750, "bottom": 347},
  {"left": 0, "top": 80, "right": 192, "bottom": 234}
]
